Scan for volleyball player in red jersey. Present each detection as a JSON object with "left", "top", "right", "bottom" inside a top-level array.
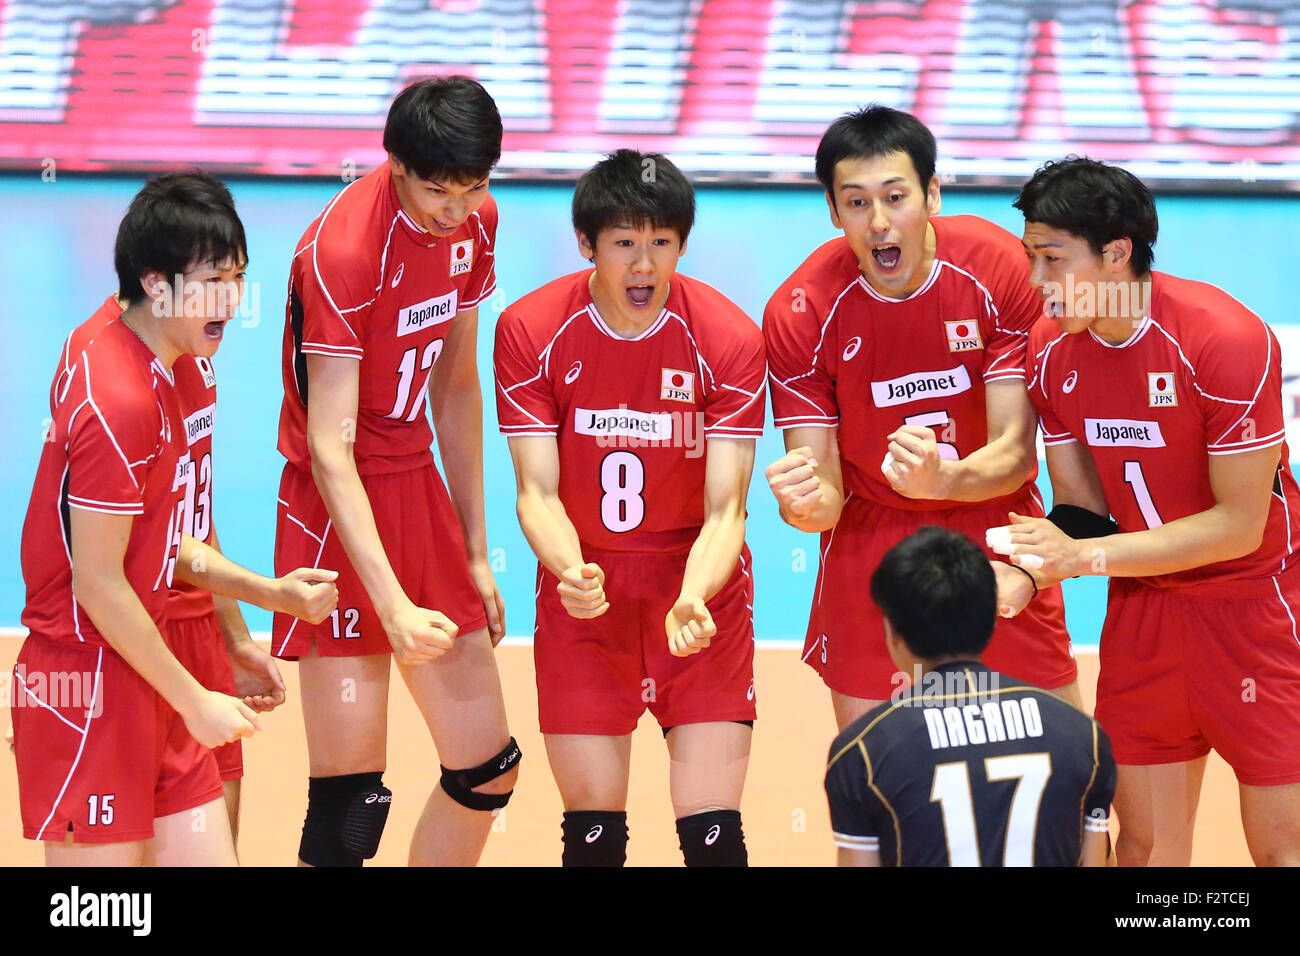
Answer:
[
  {"left": 763, "top": 106, "right": 1078, "bottom": 731},
  {"left": 59, "top": 287, "right": 287, "bottom": 845},
  {"left": 14, "top": 174, "right": 336, "bottom": 866},
  {"left": 1004, "top": 157, "right": 1300, "bottom": 865},
  {"left": 273, "top": 77, "right": 520, "bottom": 867},
  {"left": 495, "top": 151, "right": 765, "bottom": 866}
]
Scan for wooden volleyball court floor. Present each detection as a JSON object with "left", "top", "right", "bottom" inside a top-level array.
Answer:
[{"left": 0, "top": 638, "right": 1251, "bottom": 866}]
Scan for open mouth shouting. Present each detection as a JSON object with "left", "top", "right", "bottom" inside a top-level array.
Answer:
[
  {"left": 626, "top": 284, "right": 655, "bottom": 309},
  {"left": 204, "top": 319, "right": 230, "bottom": 341},
  {"left": 872, "top": 244, "right": 903, "bottom": 271}
]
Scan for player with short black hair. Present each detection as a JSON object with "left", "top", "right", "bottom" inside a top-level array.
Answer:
[
  {"left": 1004, "top": 156, "right": 1300, "bottom": 866},
  {"left": 826, "top": 527, "right": 1115, "bottom": 867},
  {"left": 764, "top": 105, "right": 1079, "bottom": 733},
  {"left": 274, "top": 76, "right": 520, "bottom": 867},
  {"left": 14, "top": 172, "right": 337, "bottom": 866},
  {"left": 496, "top": 150, "right": 766, "bottom": 866}
]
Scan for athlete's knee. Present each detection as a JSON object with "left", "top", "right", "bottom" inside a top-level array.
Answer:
[
  {"left": 561, "top": 810, "right": 628, "bottom": 867},
  {"left": 676, "top": 809, "right": 748, "bottom": 867},
  {"left": 439, "top": 737, "right": 522, "bottom": 811},
  {"left": 299, "top": 772, "right": 392, "bottom": 867}
]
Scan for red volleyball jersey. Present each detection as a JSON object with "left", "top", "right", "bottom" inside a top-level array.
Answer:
[
  {"left": 22, "top": 317, "right": 189, "bottom": 645},
  {"left": 494, "top": 270, "right": 766, "bottom": 552},
  {"left": 278, "top": 164, "right": 498, "bottom": 475},
  {"left": 764, "top": 215, "right": 1041, "bottom": 511},
  {"left": 54, "top": 296, "right": 218, "bottom": 620},
  {"left": 1028, "top": 272, "right": 1300, "bottom": 589}
]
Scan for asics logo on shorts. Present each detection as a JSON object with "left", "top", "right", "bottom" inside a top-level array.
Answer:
[
  {"left": 1063, "top": 370, "right": 1078, "bottom": 394},
  {"left": 843, "top": 336, "right": 862, "bottom": 361},
  {"left": 705, "top": 825, "right": 721, "bottom": 846},
  {"left": 746, "top": 680, "right": 755, "bottom": 702},
  {"left": 585, "top": 825, "right": 603, "bottom": 843}
]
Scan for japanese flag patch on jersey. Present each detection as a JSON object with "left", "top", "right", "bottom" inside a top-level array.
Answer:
[
  {"left": 449, "top": 239, "right": 474, "bottom": 276},
  {"left": 194, "top": 355, "right": 216, "bottom": 388},
  {"left": 944, "top": 320, "right": 983, "bottom": 353},
  {"left": 1149, "top": 372, "right": 1177, "bottom": 407},
  {"left": 661, "top": 368, "right": 695, "bottom": 403}
]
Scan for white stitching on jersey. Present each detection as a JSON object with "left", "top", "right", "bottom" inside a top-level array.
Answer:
[
  {"left": 275, "top": 518, "right": 333, "bottom": 657},
  {"left": 81, "top": 353, "right": 142, "bottom": 495},
  {"left": 34, "top": 647, "right": 102, "bottom": 840},
  {"left": 309, "top": 183, "right": 363, "bottom": 343},
  {"left": 707, "top": 382, "right": 764, "bottom": 431}
]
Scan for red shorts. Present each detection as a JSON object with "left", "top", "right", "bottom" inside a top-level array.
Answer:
[
  {"left": 11, "top": 634, "right": 223, "bottom": 844},
  {"left": 802, "top": 489, "right": 1077, "bottom": 700},
  {"left": 271, "top": 462, "right": 488, "bottom": 659},
  {"left": 1096, "top": 567, "right": 1300, "bottom": 786},
  {"left": 534, "top": 546, "right": 757, "bottom": 735},
  {"left": 166, "top": 613, "right": 242, "bottom": 781}
]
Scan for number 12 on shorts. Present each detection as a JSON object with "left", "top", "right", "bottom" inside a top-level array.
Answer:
[{"left": 330, "top": 607, "right": 361, "bottom": 640}]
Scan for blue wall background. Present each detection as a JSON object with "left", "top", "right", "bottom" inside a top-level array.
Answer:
[{"left": 2, "top": 174, "right": 1297, "bottom": 648}]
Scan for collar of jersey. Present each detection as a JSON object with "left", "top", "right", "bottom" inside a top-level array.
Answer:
[
  {"left": 1087, "top": 315, "right": 1152, "bottom": 350},
  {"left": 115, "top": 317, "right": 175, "bottom": 385},
  {"left": 855, "top": 257, "right": 942, "bottom": 303},
  {"left": 586, "top": 299, "right": 671, "bottom": 341}
]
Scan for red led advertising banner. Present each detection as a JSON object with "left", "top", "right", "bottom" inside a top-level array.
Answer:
[{"left": 1, "top": 0, "right": 1297, "bottom": 187}]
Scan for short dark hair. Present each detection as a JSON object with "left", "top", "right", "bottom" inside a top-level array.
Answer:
[
  {"left": 870, "top": 526, "right": 996, "bottom": 661},
  {"left": 1013, "top": 157, "right": 1158, "bottom": 275},
  {"left": 571, "top": 149, "right": 695, "bottom": 250},
  {"left": 382, "top": 75, "right": 503, "bottom": 184},
  {"left": 815, "top": 105, "right": 937, "bottom": 198},
  {"left": 114, "top": 172, "right": 247, "bottom": 305}
]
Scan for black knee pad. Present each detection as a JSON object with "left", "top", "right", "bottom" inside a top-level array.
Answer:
[
  {"left": 299, "top": 772, "right": 391, "bottom": 867},
  {"left": 561, "top": 810, "right": 629, "bottom": 867},
  {"left": 439, "top": 737, "right": 522, "bottom": 812},
  {"left": 676, "top": 809, "right": 747, "bottom": 867}
]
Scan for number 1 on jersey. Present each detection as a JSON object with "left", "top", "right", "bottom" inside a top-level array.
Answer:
[
  {"left": 1123, "top": 460, "right": 1164, "bottom": 529},
  {"left": 902, "top": 410, "right": 959, "bottom": 460}
]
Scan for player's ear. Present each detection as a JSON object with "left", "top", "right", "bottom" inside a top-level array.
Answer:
[
  {"left": 925, "top": 174, "right": 942, "bottom": 215},
  {"left": 575, "top": 228, "right": 595, "bottom": 262},
  {"left": 1103, "top": 238, "right": 1132, "bottom": 273},
  {"left": 825, "top": 190, "right": 843, "bottom": 231},
  {"left": 388, "top": 155, "right": 405, "bottom": 180},
  {"left": 138, "top": 269, "right": 170, "bottom": 307}
]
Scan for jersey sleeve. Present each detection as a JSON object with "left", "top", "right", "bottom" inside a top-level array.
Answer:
[
  {"left": 461, "top": 198, "right": 499, "bottom": 309},
  {"left": 1083, "top": 722, "right": 1118, "bottom": 837},
  {"left": 980, "top": 229, "right": 1039, "bottom": 384},
  {"left": 65, "top": 366, "right": 158, "bottom": 515},
  {"left": 493, "top": 307, "right": 559, "bottom": 436},
  {"left": 1027, "top": 326, "right": 1076, "bottom": 445},
  {"left": 294, "top": 239, "right": 372, "bottom": 361},
  {"left": 1195, "top": 315, "right": 1286, "bottom": 456},
  {"left": 824, "top": 737, "right": 882, "bottom": 856},
  {"left": 703, "top": 317, "right": 766, "bottom": 438},
  {"left": 763, "top": 285, "right": 838, "bottom": 429}
]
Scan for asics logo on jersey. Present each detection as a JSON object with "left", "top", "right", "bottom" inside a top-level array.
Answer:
[
  {"left": 586, "top": 825, "right": 603, "bottom": 843},
  {"left": 565, "top": 361, "right": 582, "bottom": 384},
  {"left": 843, "top": 336, "right": 862, "bottom": 361},
  {"left": 391, "top": 262, "right": 405, "bottom": 288},
  {"left": 705, "top": 825, "right": 721, "bottom": 846},
  {"left": 397, "top": 291, "right": 457, "bottom": 337},
  {"left": 1063, "top": 370, "right": 1078, "bottom": 394},
  {"left": 871, "top": 365, "right": 972, "bottom": 408},
  {"left": 1085, "top": 418, "right": 1167, "bottom": 448}
]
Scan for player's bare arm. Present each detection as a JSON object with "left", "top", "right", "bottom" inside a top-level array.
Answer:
[
  {"left": 885, "top": 379, "right": 1037, "bottom": 502},
  {"left": 507, "top": 434, "right": 609, "bottom": 619},
  {"left": 1006, "top": 443, "right": 1278, "bottom": 579},
  {"left": 1079, "top": 828, "right": 1110, "bottom": 867},
  {"left": 668, "top": 436, "right": 755, "bottom": 657},
  {"left": 766, "top": 426, "right": 845, "bottom": 533},
  {"left": 208, "top": 525, "right": 286, "bottom": 712},
  {"left": 175, "top": 533, "right": 338, "bottom": 625},
  {"left": 429, "top": 304, "right": 505, "bottom": 644},
  {"left": 305, "top": 351, "right": 457, "bottom": 663},
  {"left": 836, "top": 846, "right": 882, "bottom": 867},
  {"left": 69, "top": 507, "right": 260, "bottom": 749},
  {"left": 990, "top": 439, "right": 1110, "bottom": 615}
]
